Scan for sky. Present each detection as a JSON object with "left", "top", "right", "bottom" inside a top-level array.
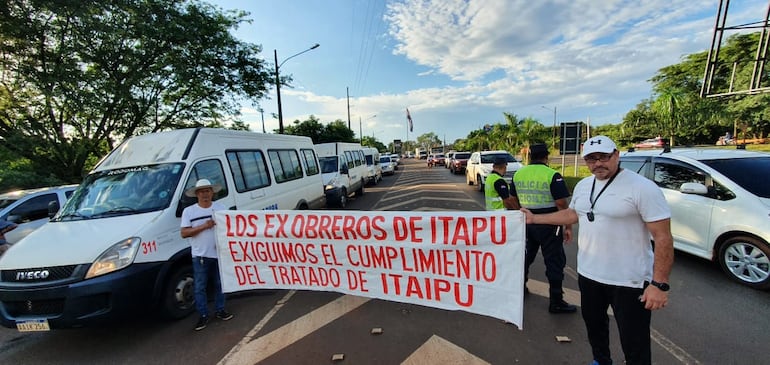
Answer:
[{"left": 209, "top": 0, "right": 766, "bottom": 146}]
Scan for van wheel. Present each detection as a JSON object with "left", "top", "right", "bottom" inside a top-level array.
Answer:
[
  {"left": 160, "top": 265, "right": 196, "bottom": 319},
  {"left": 718, "top": 236, "right": 770, "bottom": 289},
  {"left": 476, "top": 175, "right": 484, "bottom": 192},
  {"left": 356, "top": 180, "right": 365, "bottom": 197},
  {"left": 338, "top": 188, "right": 348, "bottom": 208}
]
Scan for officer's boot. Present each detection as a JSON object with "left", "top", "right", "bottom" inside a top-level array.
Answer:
[{"left": 548, "top": 280, "right": 577, "bottom": 314}]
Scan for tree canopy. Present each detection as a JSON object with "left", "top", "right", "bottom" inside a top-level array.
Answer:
[{"left": 0, "top": 0, "right": 273, "bottom": 182}]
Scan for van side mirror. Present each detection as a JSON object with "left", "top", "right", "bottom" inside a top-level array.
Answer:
[
  {"left": 48, "top": 200, "right": 61, "bottom": 218},
  {"left": 6, "top": 215, "right": 21, "bottom": 224}
]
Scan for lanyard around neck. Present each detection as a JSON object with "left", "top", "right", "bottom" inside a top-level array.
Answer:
[{"left": 589, "top": 168, "right": 621, "bottom": 211}]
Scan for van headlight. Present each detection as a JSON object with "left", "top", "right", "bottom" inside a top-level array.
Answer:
[{"left": 85, "top": 237, "right": 141, "bottom": 279}]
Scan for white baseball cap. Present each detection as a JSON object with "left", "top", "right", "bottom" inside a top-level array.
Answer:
[{"left": 582, "top": 135, "right": 617, "bottom": 157}]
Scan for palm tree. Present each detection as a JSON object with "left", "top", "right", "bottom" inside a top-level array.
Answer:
[{"left": 652, "top": 88, "right": 685, "bottom": 146}]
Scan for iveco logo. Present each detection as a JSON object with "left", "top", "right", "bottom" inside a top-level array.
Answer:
[{"left": 16, "top": 270, "right": 50, "bottom": 280}]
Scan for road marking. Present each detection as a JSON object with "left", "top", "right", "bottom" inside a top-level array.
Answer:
[
  {"left": 401, "top": 335, "right": 491, "bottom": 365},
  {"left": 218, "top": 293, "right": 370, "bottom": 365}
]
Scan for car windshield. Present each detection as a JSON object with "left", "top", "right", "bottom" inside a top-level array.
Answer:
[
  {"left": 54, "top": 163, "right": 184, "bottom": 221},
  {"left": 701, "top": 156, "right": 770, "bottom": 198},
  {"left": 319, "top": 156, "right": 338, "bottom": 173},
  {"left": 454, "top": 152, "right": 471, "bottom": 159},
  {"left": 380, "top": 156, "right": 391, "bottom": 163},
  {"left": 480, "top": 153, "right": 516, "bottom": 163}
]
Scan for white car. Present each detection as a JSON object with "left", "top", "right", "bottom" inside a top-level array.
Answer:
[
  {"left": 466, "top": 151, "right": 522, "bottom": 192},
  {"left": 0, "top": 184, "right": 77, "bottom": 244},
  {"left": 620, "top": 148, "right": 770, "bottom": 289},
  {"left": 380, "top": 155, "right": 395, "bottom": 175}
]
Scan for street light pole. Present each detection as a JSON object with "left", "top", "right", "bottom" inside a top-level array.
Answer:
[
  {"left": 275, "top": 43, "right": 320, "bottom": 134},
  {"left": 258, "top": 107, "right": 265, "bottom": 133}
]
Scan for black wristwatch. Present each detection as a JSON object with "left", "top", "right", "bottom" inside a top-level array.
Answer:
[{"left": 650, "top": 280, "right": 670, "bottom": 292}]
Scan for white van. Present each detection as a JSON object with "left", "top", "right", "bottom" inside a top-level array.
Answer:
[
  {"left": 315, "top": 142, "right": 367, "bottom": 208},
  {"left": 0, "top": 128, "right": 325, "bottom": 330},
  {"left": 362, "top": 147, "right": 382, "bottom": 185}
]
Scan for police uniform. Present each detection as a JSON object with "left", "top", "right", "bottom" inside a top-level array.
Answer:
[
  {"left": 511, "top": 144, "right": 576, "bottom": 313},
  {"left": 484, "top": 170, "right": 512, "bottom": 211}
]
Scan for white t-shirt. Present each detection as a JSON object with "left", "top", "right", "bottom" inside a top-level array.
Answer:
[
  {"left": 570, "top": 169, "right": 670, "bottom": 288},
  {"left": 181, "top": 201, "right": 226, "bottom": 258}
]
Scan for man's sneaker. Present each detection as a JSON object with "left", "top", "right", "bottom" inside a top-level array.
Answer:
[
  {"left": 549, "top": 299, "right": 577, "bottom": 314},
  {"left": 216, "top": 310, "right": 234, "bottom": 321},
  {"left": 194, "top": 316, "right": 209, "bottom": 331}
]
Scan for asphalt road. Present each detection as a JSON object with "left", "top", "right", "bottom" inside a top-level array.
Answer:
[{"left": 1, "top": 157, "right": 769, "bottom": 364}]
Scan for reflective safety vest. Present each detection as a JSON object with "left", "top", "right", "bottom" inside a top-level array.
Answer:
[
  {"left": 512, "top": 164, "right": 557, "bottom": 209},
  {"left": 485, "top": 173, "right": 506, "bottom": 211}
]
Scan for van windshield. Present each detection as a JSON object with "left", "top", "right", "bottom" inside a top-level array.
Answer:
[
  {"left": 319, "top": 156, "right": 338, "bottom": 174},
  {"left": 54, "top": 163, "right": 184, "bottom": 221}
]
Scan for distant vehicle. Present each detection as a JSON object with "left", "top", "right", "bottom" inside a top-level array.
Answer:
[
  {"left": 427, "top": 153, "right": 445, "bottom": 168},
  {"left": 380, "top": 155, "right": 395, "bottom": 175},
  {"left": 466, "top": 151, "right": 522, "bottom": 192},
  {"left": 449, "top": 152, "right": 472, "bottom": 174},
  {"left": 620, "top": 147, "right": 770, "bottom": 289},
  {"left": 362, "top": 147, "right": 382, "bottom": 185},
  {"left": 390, "top": 154, "right": 401, "bottom": 166},
  {"left": 0, "top": 185, "right": 76, "bottom": 244},
  {"left": 634, "top": 137, "right": 666, "bottom": 149},
  {"left": 316, "top": 142, "right": 367, "bottom": 208},
  {"left": 415, "top": 148, "right": 427, "bottom": 160},
  {"left": 444, "top": 152, "right": 455, "bottom": 168}
]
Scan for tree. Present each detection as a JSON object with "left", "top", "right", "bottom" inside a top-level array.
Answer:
[
  {"left": 361, "top": 136, "right": 387, "bottom": 152},
  {"left": 0, "top": 0, "right": 274, "bottom": 182},
  {"left": 416, "top": 132, "right": 441, "bottom": 151}
]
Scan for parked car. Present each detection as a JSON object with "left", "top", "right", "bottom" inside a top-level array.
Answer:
[
  {"left": 634, "top": 137, "right": 666, "bottom": 148},
  {"left": 466, "top": 151, "right": 522, "bottom": 192},
  {"left": 444, "top": 152, "right": 455, "bottom": 168},
  {"left": 380, "top": 155, "right": 395, "bottom": 175},
  {"left": 449, "top": 152, "right": 472, "bottom": 174},
  {"left": 390, "top": 154, "right": 401, "bottom": 168},
  {"left": 619, "top": 148, "right": 770, "bottom": 289},
  {"left": 0, "top": 184, "right": 77, "bottom": 245},
  {"left": 427, "top": 153, "right": 445, "bottom": 167}
]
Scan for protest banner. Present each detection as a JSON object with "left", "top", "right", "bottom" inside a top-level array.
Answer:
[{"left": 214, "top": 210, "right": 526, "bottom": 328}]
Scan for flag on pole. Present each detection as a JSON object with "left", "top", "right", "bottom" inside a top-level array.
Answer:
[{"left": 406, "top": 108, "right": 413, "bottom": 132}]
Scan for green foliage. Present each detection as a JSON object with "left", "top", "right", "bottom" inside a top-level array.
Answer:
[
  {"left": 282, "top": 116, "right": 356, "bottom": 143},
  {"left": 0, "top": 0, "right": 272, "bottom": 182}
]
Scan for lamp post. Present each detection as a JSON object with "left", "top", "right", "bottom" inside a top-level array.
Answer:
[
  {"left": 360, "top": 114, "right": 376, "bottom": 145},
  {"left": 542, "top": 105, "right": 557, "bottom": 150},
  {"left": 258, "top": 107, "right": 265, "bottom": 133},
  {"left": 275, "top": 43, "right": 320, "bottom": 134}
]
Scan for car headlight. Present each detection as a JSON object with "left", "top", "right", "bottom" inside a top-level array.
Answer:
[{"left": 85, "top": 237, "right": 141, "bottom": 279}]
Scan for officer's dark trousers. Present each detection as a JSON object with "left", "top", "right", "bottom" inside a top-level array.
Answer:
[
  {"left": 578, "top": 275, "right": 651, "bottom": 365},
  {"left": 524, "top": 223, "right": 566, "bottom": 298}
]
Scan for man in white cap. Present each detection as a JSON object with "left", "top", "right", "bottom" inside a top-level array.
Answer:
[
  {"left": 520, "top": 136, "right": 673, "bottom": 365},
  {"left": 181, "top": 179, "right": 234, "bottom": 331}
]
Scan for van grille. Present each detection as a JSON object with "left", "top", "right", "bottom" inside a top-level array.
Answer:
[
  {"left": 1, "top": 265, "right": 79, "bottom": 283},
  {"left": 5, "top": 298, "right": 65, "bottom": 316}
]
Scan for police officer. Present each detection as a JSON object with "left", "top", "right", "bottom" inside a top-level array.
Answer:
[
  {"left": 484, "top": 157, "right": 520, "bottom": 211},
  {"left": 512, "top": 143, "right": 576, "bottom": 313}
]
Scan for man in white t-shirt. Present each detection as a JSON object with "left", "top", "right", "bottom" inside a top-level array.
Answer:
[
  {"left": 181, "top": 179, "right": 234, "bottom": 331},
  {"left": 520, "top": 136, "right": 673, "bottom": 365}
]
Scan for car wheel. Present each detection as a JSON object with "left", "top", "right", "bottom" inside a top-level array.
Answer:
[
  {"left": 356, "top": 180, "right": 365, "bottom": 197},
  {"left": 719, "top": 236, "right": 770, "bottom": 289},
  {"left": 476, "top": 175, "right": 484, "bottom": 192},
  {"left": 160, "top": 265, "right": 196, "bottom": 319}
]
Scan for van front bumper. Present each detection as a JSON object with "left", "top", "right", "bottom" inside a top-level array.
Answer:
[{"left": 0, "top": 261, "right": 166, "bottom": 329}]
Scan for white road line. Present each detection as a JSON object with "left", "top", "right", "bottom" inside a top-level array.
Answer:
[
  {"left": 218, "top": 293, "right": 370, "bottom": 365},
  {"left": 401, "top": 335, "right": 491, "bottom": 365}
]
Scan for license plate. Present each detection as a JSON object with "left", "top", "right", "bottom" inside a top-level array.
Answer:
[{"left": 16, "top": 319, "right": 50, "bottom": 332}]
